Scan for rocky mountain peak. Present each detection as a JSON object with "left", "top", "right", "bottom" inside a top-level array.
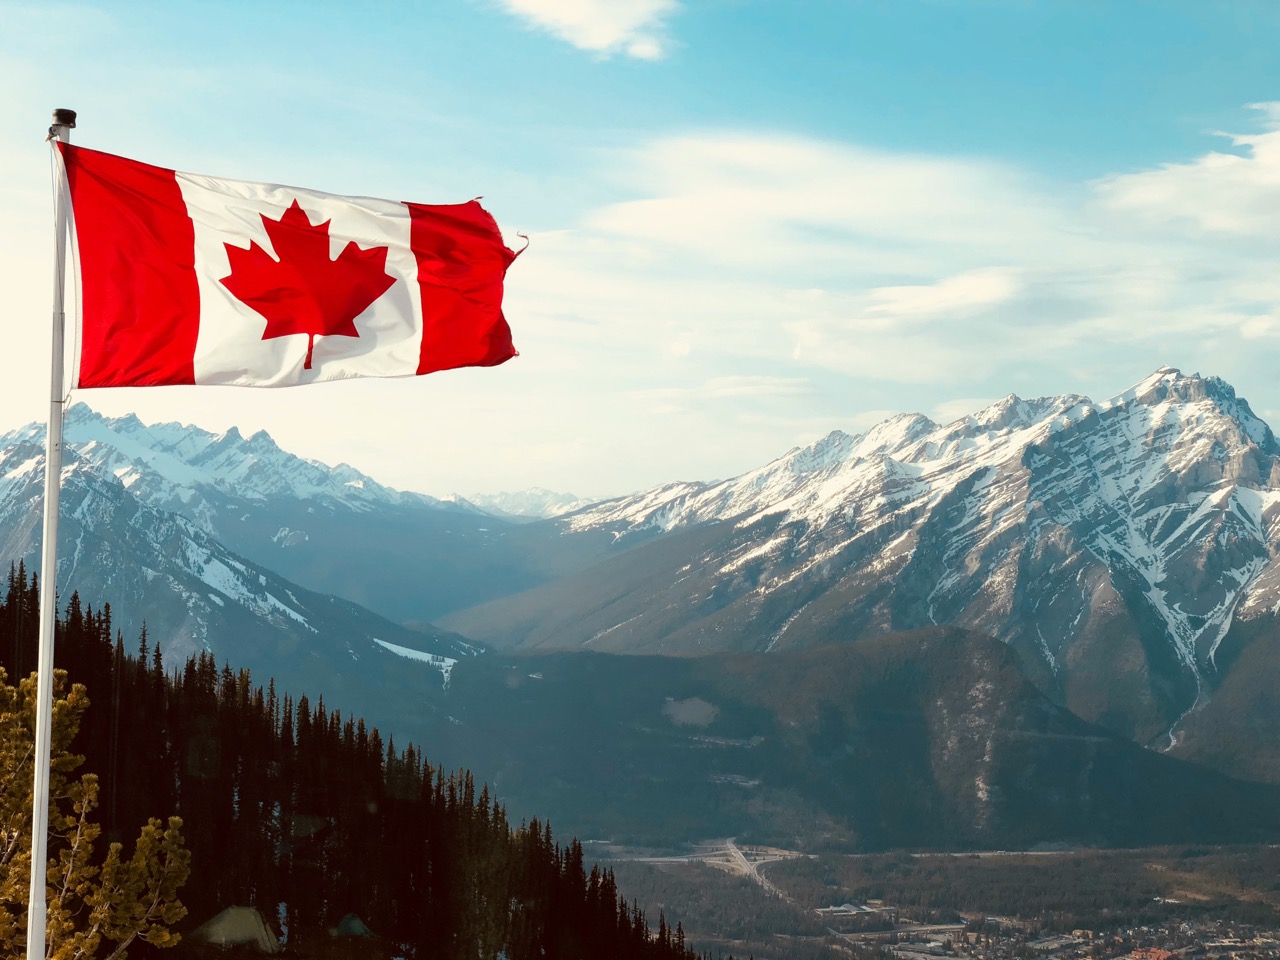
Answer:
[
  {"left": 1109, "top": 368, "right": 1272, "bottom": 445},
  {"left": 968, "top": 393, "right": 1087, "bottom": 435},
  {"left": 246, "top": 429, "right": 278, "bottom": 450},
  {"left": 64, "top": 402, "right": 104, "bottom": 426},
  {"left": 1092, "top": 368, "right": 1280, "bottom": 482},
  {"left": 785, "top": 429, "right": 856, "bottom": 475},
  {"left": 858, "top": 413, "right": 936, "bottom": 455}
]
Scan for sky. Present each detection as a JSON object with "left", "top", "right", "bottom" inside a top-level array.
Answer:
[{"left": 3, "top": 1, "right": 1280, "bottom": 499}]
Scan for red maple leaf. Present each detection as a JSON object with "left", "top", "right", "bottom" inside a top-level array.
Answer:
[{"left": 220, "top": 200, "right": 395, "bottom": 369}]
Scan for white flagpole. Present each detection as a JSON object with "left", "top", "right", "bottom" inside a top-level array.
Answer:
[{"left": 26, "top": 106, "right": 76, "bottom": 960}]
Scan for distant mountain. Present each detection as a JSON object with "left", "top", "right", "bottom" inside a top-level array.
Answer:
[
  {"left": 0, "top": 412, "right": 479, "bottom": 726},
  {"left": 441, "top": 368, "right": 1280, "bottom": 753},
  {"left": 2, "top": 405, "right": 606, "bottom": 628},
  {"left": 461, "top": 488, "right": 601, "bottom": 521},
  {"left": 57, "top": 405, "right": 456, "bottom": 515},
  {"left": 419, "top": 629, "right": 1280, "bottom": 851}
]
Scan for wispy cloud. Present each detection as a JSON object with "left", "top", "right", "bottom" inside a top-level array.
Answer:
[
  {"left": 863, "top": 269, "right": 1021, "bottom": 324},
  {"left": 494, "top": 0, "right": 679, "bottom": 59},
  {"left": 639, "top": 375, "right": 816, "bottom": 402},
  {"left": 1093, "top": 103, "right": 1280, "bottom": 237},
  {"left": 515, "top": 107, "right": 1280, "bottom": 408},
  {"left": 585, "top": 135, "right": 1066, "bottom": 279}
]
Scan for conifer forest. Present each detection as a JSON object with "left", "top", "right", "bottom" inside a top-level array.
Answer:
[{"left": 0, "top": 564, "right": 699, "bottom": 959}]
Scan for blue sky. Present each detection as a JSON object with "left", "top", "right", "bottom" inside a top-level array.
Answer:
[{"left": 3, "top": 1, "right": 1280, "bottom": 497}]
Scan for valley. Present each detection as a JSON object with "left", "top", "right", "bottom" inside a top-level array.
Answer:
[
  {"left": 610, "top": 844, "right": 1280, "bottom": 960},
  {"left": 414, "top": 634, "right": 1280, "bottom": 852},
  {"left": 624, "top": 838, "right": 809, "bottom": 899}
]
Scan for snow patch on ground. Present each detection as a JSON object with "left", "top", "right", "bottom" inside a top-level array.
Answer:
[{"left": 371, "top": 638, "right": 458, "bottom": 688}]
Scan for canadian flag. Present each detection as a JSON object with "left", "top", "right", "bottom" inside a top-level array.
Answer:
[{"left": 57, "top": 142, "right": 518, "bottom": 388}]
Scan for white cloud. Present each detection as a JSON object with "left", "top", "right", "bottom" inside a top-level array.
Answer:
[
  {"left": 585, "top": 135, "right": 1067, "bottom": 280},
  {"left": 863, "top": 269, "right": 1021, "bottom": 324},
  {"left": 1093, "top": 102, "right": 1280, "bottom": 237},
  {"left": 508, "top": 108, "right": 1280, "bottom": 431},
  {"left": 494, "top": 0, "right": 678, "bottom": 59},
  {"left": 1241, "top": 314, "right": 1280, "bottom": 339},
  {"left": 695, "top": 376, "right": 814, "bottom": 400},
  {"left": 634, "top": 376, "right": 815, "bottom": 406},
  {"left": 246, "top": 103, "right": 1280, "bottom": 493}
]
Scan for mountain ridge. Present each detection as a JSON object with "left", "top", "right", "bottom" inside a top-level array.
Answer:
[
  {"left": 0, "top": 418, "right": 480, "bottom": 728},
  {"left": 4, "top": 368, "right": 1278, "bottom": 776},
  {"left": 440, "top": 367, "right": 1280, "bottom": 751},
  {"left": 0, "top": 404, "right": 594, "bottom": 626}
]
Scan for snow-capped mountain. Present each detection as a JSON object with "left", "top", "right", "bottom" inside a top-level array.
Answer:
[
  {"left": 441, "top": 368, "right": 1280, "bottom": 749},
  {"left": 4, "top": 369, "right": 1278, "bottom": 760},
  {"left": 0, "top": 406, "right": 561, "bottom": 625},
  {"left": 56, "top": 405, "right": 452, "bottom": 518},
  {"left": 460, "top": 488, "right": 600, "bottom": 521},
  {"left": 0, "top": 414, "right": 482, "bottom": 721},
  {"left": 45, "top": 402, "right": 500, "bottom": 545}
]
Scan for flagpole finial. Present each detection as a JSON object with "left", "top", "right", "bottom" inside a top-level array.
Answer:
[{"left": 48, "top": 108, "right": 76, "bottom": 141}]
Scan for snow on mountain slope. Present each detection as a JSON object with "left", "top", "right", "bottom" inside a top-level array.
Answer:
[
  {"left": 460, "top": 488, "right": 601, "bottom": 520},
  {"left": 0, "top": 428, "right": 479, "bottom": 716},
  {"left": 564, "top": 369, "right": 1279, "bottom": 667},
  {"left": 0, "top": 405, "right": 555, "bottom": 626},
  {"left": 565, "top": 397, "right": 1079, "bottom": 536},
  {"left": 43, "top": 404, "right": 448, "bottom": 519},
  {"left": 448, "top": 368, "right": 1280, "bottom": 746}
]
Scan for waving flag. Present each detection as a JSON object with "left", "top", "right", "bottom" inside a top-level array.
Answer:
[{"left": 57, "top": 142, "right": 518, "bottom": 388}]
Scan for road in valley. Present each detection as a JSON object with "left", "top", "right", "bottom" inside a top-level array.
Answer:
[{"left": 627, "top": 837, "right": 807, "bottom": 900}]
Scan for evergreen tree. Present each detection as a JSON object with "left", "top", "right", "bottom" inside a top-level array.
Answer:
[
  {"left": 0, "top": 668, "right": 189, "bottom": 959},
  {"left": 0, "top": 567, "right": 700, "bottom": 960}
]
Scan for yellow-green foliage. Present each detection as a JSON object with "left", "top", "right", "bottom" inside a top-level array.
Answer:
[{"left": 0, "top": 668, "right": 190, "bottom": 959}]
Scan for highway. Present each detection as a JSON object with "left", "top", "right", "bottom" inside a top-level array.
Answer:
[{"left": 628, "top": 837, "right": 806, "bottom": 900}]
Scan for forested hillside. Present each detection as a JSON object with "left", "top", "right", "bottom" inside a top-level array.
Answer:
[
  {"left": 426, "top": 632, "right": 1280, "bottom": 851},
  {"left": 0, "top": 564, "right": 697, "bottom": 959}
]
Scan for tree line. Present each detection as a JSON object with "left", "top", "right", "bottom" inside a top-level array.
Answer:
[{"left": 0, "top": 563, "right": 700, "bottom": 959}]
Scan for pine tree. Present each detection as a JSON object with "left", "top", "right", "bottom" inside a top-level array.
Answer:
[
  {"left": 0, "top": 668, "right": 189, "bottom": 959},
  {"left": 0, "top": 570, "right": 702, "bottom": 960}
]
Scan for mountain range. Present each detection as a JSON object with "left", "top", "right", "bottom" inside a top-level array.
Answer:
[
  {"left": 441, "top": 367, "right": 1280, "bottom": 760},
  {"left": 0, "top": 408, "right": 483, "bottom": 725},
  {"left": 0, "top": 367, "right": 1277, "bottom": 845},
  {"left": 462, "top": 488, "right": 600, "bottom": 521}
]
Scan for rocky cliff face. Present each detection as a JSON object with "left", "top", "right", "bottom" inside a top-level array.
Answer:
[{"left": 444, "top": 368, "right": 1280, "bottom": 748}]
